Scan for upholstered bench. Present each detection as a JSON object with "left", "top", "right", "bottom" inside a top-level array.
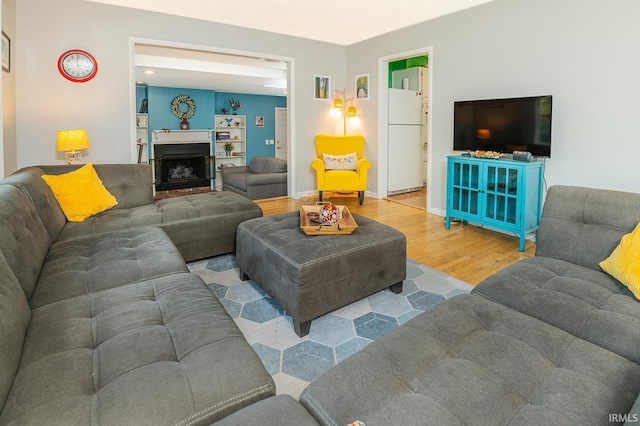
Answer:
[{"left": 236, "top": 211, "right": 406, "bottom": 336}]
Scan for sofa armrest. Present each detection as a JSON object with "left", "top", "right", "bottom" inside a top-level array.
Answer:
[{"left": 220, "top": 165, "right": 250, "bottom": 177}]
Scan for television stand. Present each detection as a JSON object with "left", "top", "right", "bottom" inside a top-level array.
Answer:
[{"left": 445, "top": 156, "right": 544, "bottom": 251}]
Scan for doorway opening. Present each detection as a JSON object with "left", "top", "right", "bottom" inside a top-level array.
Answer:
[
  {"left": 128, "top": 37, "right": 296, "bottom": 196},
  {"left": 377, "top": 46, "right": 432, "bottom": 211}
]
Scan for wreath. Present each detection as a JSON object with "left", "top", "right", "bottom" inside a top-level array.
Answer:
[{"left": 170, "top": 95, "right": 196, "bottom": 119}]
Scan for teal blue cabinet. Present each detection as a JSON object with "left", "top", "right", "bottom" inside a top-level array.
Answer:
[{"left": 445, "top": 156, "right": 544, "bottom": 251}]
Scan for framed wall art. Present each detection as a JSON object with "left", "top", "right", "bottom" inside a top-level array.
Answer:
[
  {"left": 2, "top": 32, "right": 10, "bottom": 72},
  {"left": 313, "top": 74, "right": 330, "bottom": 100},
  {"left": 356, "top": 73, "right": 369, "bottom": 100},
  {"left": 255, "top": 116, "right": 264, "bottom": 127}
]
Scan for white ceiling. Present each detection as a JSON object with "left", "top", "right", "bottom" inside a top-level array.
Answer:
[
  {"left": 89, "top": 0, "right": 494, "bottom": 45},
  {"left": 135, "top": 44, "right": 289, "bottom": 96},
  {"left": 97, "top": 0, "right": 495, "bottom": 95}
]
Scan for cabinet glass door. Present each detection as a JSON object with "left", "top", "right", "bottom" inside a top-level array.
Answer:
[
  {"left": 484, "top": 164, "right": 519, "bottom": 226},
  {"left": 451, "top": 161, "right": 481, "bottom": 217}
]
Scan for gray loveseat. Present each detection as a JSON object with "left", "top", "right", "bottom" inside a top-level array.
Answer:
[
  {"left": 221, "top": 156, "right": 287, "bottom": 200},
  {"left": 300, "top": 185, "right": 640, "bottom": 425},
  {"left": 0, "top": 163, "right": 281, "bottom": 425}
]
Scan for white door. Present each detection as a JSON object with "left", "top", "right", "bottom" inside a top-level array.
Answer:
[{"left": 275, "top": 107, "right": 287, "bottom": 161}]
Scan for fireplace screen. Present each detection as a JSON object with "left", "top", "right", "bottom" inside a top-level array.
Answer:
[{"left": 154, "top": 143, "right": 213, "bottom": 191}]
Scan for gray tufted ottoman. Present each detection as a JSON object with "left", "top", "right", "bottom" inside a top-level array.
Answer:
[{"left": 236, "top": 211, "right": 406, "bottom": 336}]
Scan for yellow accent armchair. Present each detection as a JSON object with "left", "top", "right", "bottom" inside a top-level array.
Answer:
[{"left": 312, "top": 134, "right": 371, "bottom": 205}]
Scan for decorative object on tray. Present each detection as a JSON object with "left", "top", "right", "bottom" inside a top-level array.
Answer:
[
  {"left": 229, "top": 98, "right": 242, "bottom": 114},
  {"left": 170, "top": 95, "right": 195, "bottom": 129},
  {"left": 222, "top": 107, "right": 229, "bottom": 115},
  {"left": 300, "top": 203, "right": 358, "bottom": 235},
  {"left": 468, "top": 149, "right": 503, "bottom": 159},
  {"left": 318, "top": 203, "right": 339, "bottom": 223}
]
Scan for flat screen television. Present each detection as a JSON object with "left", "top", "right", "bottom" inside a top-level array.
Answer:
[{"left": 453, "top": 95, "right": 552, "bottom": 157}]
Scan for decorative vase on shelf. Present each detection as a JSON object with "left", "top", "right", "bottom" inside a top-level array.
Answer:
[
  {"left": 225, "top": 150, "right": 231, "bottom": 157},
  {"left": 180, "top": 118, "right": 190, "bottom": 130}
]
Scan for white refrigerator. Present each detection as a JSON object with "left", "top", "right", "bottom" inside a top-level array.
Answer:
[{"left": 388, "top": 88, "right": 423, "bottom": 193}]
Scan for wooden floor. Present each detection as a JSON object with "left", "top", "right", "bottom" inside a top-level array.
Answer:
[
  {"left": 385, "top": 186, "right": 427, "bottom": 210},
  {"left": 256, "top": 192, "right": 534, "bottom": 286}
]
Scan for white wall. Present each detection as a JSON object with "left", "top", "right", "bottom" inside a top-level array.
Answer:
[
  {"left": 16, "top": 0, "right": 346, "bottom": 194},
  {"left": 348, "top": 0, "right": 640, "bottom": 213}
]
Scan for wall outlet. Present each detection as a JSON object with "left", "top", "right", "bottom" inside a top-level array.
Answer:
[
  {"left": 265, "top": 139, "right": 269, "bottom": 145},
  {"left": 269, "top": 139, "right": 275, "bottom": 145}
]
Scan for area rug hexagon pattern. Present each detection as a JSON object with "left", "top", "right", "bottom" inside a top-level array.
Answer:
[{"left": 188, "top": 255, "right": 473, "bottom": 399}]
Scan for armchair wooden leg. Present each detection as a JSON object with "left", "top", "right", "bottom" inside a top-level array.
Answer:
[
  {"left": 358, "top": 191, "right": 364, "bottom": 205},
  {"left": 318, "top": 191, "right": 323, "bottom": 202}
]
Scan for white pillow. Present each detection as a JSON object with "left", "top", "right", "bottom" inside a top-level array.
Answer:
[{"left": 322, "top": 152, "right": 358, "bottom": 170}]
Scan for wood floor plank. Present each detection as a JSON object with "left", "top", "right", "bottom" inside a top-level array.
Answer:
[{"left": 255, "top": 193, "right": 534, "bottom": 286}]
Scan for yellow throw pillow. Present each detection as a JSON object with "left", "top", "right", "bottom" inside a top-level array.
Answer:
[
  {"left": 42, "top": 163, "right": 118, "bottom": 222},
  {"left": 600, "top": 222, "right": 640, "bottom": 300}
]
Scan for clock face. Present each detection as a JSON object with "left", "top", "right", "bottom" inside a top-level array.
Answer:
[{"left": 58, "top": 50, "right": 98, "bottom": 82}]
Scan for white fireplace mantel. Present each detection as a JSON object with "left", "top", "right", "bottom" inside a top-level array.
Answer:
[{"left": 152, "top": 129, "right": 212, "bottom": 145}]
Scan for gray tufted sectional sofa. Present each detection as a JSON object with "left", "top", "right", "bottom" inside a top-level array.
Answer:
[
  {"left": 0, "top": 163, "right": 289, "bottom": 425},
  {"left": 2, "top": 165, "right": 640, "bottom": 426},
  {"left": 300, "top": 185, "right": 640, "bottom": 426}
]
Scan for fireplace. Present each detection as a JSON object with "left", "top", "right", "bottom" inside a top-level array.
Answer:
[{"left": 153, "top": 143, "right": 213, "bottom": 191}]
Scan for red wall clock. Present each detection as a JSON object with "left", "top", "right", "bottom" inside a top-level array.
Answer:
[{"left": 57, "top": 49, "right": 98, "bottom": 83}]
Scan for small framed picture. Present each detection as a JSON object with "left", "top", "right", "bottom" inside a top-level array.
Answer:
[
  {"left": 313, "top": 74, "right": 330, "bottom": 100},
  {"left": 255, "top": 116, "right": 264, "bottom": 127},
  {"left": 2, "top": 32, "right": 10, "bottom": 72},
  {"left": 355, "top": 73, "right": 369, "bottom": 100}
]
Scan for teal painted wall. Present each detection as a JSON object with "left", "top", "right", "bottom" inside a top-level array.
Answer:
[
  {"left": 136, "top": 86, "right": 147, "bottom": 112},
  {"left": 146, "top": 87, "right": 215, "bottom": 135},
  {"left": 215, "top": 92, "right": 287, "bottom": 162},
  {"left": 136, "top": 87, "right": 286, "bottom": 162}
]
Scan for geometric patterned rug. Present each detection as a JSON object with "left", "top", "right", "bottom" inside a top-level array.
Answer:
[{"left": 187, "top": 255, "right": 474, "bottom": 400}]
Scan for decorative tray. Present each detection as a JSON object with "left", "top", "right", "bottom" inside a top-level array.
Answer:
[
  {"left": 300, "top": 205, "right": 358, "bottom": 235},
  {"left": 469, "top": 150, "right": 504, "bottom": 159}
]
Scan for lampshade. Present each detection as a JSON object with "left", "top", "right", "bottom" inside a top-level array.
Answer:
[
  {"left": 346, "top": 105, "right": 358, "bottom": 117},
  {"left": 57, "top": 129, "right": 91, "bottom": 152},
  {"left": 333, "top": 97, "right": 344, "bottom": 109}
]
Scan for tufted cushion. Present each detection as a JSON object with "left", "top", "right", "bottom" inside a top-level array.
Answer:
[
  {"left": 0, "top": 252, "right": 31, "bottom": 411},
  {"left": 0, "top": 186, "right": 51, "bottom": 300},
  {"left": 55, "top": 191, "right": 263, "bottom": 262},
  {"left": 213, "top": 395, "right": 320, "bottom": 425},
  {"left": 154, "top": 192, "right": 263, "bottom": 261},
  {"left": 300, "top": 294, "right": 640, "bottom": 426},
  {"left": 0, "top": 273, "right": 275, "bottom": 425},
  {"left": 536, "top": 185, "right": 640, "bottom": 271},
  {"left": 0, "top": 167, "right": 68, "bottom": 243},
  {"left": 30, "top": 226, "right": 188, "bottom": 309},
  {"left": 473, "top": 256, "right": 640, "bottom": 364},
  {"left": 41, "top": 163, "right": 118, "bottom": 222}
]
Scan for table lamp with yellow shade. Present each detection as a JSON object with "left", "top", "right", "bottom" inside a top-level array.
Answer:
[{"left": 57, "top": 129, "right": 90, "bottom": 164}]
